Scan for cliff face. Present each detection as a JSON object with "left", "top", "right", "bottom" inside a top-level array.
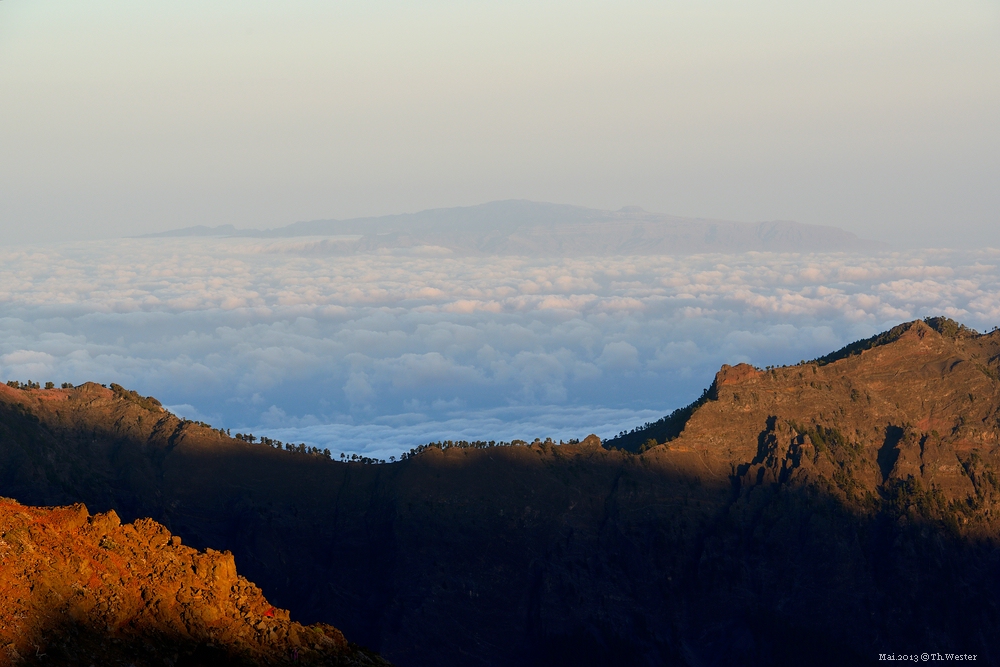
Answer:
[
  {"left": 0, "top": 498, "right": 386, "bottom": 667},
  {"left": 1, "top": 318, "right": 999, "bottom": 666},
  {"left": 639, "top": 317, "right": 1000, "bottom": 504}
]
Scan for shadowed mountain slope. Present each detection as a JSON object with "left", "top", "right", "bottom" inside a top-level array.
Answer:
[{"left": 1, "top": 318, "right": 1000, "bottom": 665}]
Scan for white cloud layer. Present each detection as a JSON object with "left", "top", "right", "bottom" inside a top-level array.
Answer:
[{"left": 1, "top": 238, "right": 999, "bottom": 458}]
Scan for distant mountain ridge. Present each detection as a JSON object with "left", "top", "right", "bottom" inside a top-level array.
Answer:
[{"left": 141, "top": 200, "right": 883, "bottom": 255}]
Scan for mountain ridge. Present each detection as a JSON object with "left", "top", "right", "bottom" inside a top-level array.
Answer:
[
  {"left": 138, "top": 200, "right": 883, "bottom": 255},
  {"left": 1, "top": 318, "right": 999, "bottom": 665}
]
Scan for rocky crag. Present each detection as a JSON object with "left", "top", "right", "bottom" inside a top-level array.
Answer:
[
  {"left": 0, "top": 498, "right": 387, "bottom": 667},
  {"left": 1, "top": 317, "right": 999, "bottom": 665}
]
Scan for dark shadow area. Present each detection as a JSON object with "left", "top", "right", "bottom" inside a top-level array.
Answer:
[
  {"left": 2, "top": 387, "right": 1000, "bottom": 666},
  {"left": 11, "top": 622, "right": 272, "bottom": 667},
  {"left": 878, "top": 425, "right": 904, "bottom": 482},
  {"left": 9, "top": 618, "right": 368, "bottom": 667}
]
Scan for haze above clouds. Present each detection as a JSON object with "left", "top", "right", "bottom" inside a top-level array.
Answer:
[
  {"left": 1, "top": 1, "right": 998, "bottom": 247},
  {"left": 1, "top": 239, "right": 997, "bottom": 459},
  {"left": 1, "top": 3, "right": 998, "bottom": 457}
]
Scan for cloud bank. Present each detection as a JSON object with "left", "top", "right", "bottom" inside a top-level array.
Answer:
[{"left": 1, "top": 238, "right": 998, "bottom": 458}]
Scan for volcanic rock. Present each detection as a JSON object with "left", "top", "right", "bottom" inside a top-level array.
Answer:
[{"left": 0, "top": 498, "right": 387, "bottom": 667}]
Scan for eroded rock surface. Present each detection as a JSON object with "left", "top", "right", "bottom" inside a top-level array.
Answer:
[{"left": 0, "top": 498, "right": 387, "bottom": 667}]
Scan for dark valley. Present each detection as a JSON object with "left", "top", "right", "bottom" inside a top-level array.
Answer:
[{"left": 2, "top": 318, "right": 999, "bottom": 666}]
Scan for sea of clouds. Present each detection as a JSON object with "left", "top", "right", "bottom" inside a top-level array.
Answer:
[{"left": 1, "top": 238, "right": 998, "bottom": 459}]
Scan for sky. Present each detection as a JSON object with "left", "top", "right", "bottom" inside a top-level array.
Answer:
[
  {"left": 2, "top": 3, "right": 999, "bottom": 458},
  {"left": 1, "top": 1, "right": 998, "bottom": 247},
  {"left": 1, "top": 238, "right": 998, "bottom": 459}
]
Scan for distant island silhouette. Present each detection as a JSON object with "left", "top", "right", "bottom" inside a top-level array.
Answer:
[{"left": 139, "top": 200, "right": 884, "bottom": 255}]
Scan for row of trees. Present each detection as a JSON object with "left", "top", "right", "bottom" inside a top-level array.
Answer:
[
  {"left": 321, "top": 437, "right": 580, "bottom": 466},
  {"left": 340, "top": 452, "right": 386, "bottom": 465},
  {"left": 398, "top": 436, "right": 578, "bottom": 461},
  {"left": 6, "top": 380, "right": 74, "bottom": 390},
  {"left": 233, "top": 432, "right": 333, "bottom": 459},
  {"left": 226, "top": 435, "right": 580, "bottom": 467}
]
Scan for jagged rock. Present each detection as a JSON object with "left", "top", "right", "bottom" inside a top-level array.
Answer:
[{"left": 0, "top": 499, "right": 389, "bottom": 667}]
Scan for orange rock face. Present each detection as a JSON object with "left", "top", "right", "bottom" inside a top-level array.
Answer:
[
  {"left": 609, "top": 319, "right": 1000, "bottom": 507},
  {"left": 714, "top": 362, "right": 763, "bottom": 387},
  {"left": 0, "top": 499, "right": 387, "bottom": 667}
]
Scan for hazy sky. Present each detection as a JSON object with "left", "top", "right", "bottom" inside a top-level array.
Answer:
[{"left": 1, "top": 1, "right": 998, "bottom": 246}]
